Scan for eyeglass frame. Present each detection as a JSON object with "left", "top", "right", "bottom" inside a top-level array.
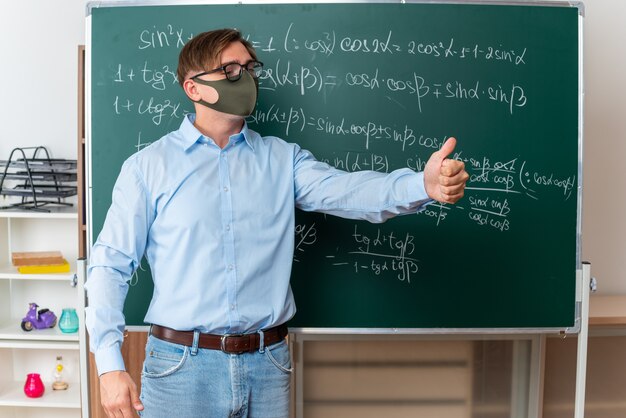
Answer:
[{"left": 190, "top": 60, "right": 264, "bottom": 82}]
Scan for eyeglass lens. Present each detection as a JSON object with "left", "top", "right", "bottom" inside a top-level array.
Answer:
[{"left": 224, "top": 62, "right": 263, "bottom": 80}]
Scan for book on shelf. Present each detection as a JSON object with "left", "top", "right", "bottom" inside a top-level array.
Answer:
[
  {"left": 17, "top": 260, "right": 70, "bottom": 274},
  {"left": 12, "top": 251, "right": 65, "bottom": 266}
]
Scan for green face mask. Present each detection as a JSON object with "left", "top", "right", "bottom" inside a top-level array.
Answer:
[{"left": 192, "top": 70, "right": 258, "bottom": 117}]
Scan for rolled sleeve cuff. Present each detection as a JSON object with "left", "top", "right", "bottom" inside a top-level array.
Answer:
[{"left": 94, "top": 343, "right": 126, "bottom": 376}]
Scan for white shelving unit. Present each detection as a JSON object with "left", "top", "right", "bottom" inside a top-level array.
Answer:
[{"left": 0, "top": 208, "right": 86, "bottom": 418}]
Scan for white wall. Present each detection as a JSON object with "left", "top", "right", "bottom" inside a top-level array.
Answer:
[
  {"left": 0, "top": 0, "right": 624, "bottom": 293},
  {"left": 0, "top": 0, "right": 88, "bottom": 160},
  {"left": 581, "top": 0, "right": 626, "bottom": 294}
]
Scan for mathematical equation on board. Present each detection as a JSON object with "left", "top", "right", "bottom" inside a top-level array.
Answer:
[
  {"left": 138, "top": 23, "right": 528, "bottom": 65},
  {"left": 101, "top": 22, "right": 575, "bottom": 286},
  {"left": 260, "top": 62, "right": 526, "bottom": 113},
  {"left": 109, "top": 22, "right": 532, "bottom": 126},
  {"left": 112, "top": 59, "right": 527, "bottom": 123},
  {"left": 295, "top": 222, "right": 420, "bottom": 284},
  {"left": 293, "top": 151, "right": 576, "bottom": 285}
]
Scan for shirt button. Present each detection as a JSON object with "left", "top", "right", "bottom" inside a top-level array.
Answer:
[
  {"left": 223, "top": 186, "right": 229, "bottom": 192},
  {"left": 228, "top": 264, "right": 234, "bottom": 271},
  {"left": 226, "top": 224, "right": 231, "bottom": 231},
  {"left": 230, "top": 304, "right": 236, "bottom": 311}
]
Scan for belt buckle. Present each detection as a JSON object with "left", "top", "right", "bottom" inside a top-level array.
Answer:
[{"left": 220, "top": 333, "right": 247, "bottom": 354}]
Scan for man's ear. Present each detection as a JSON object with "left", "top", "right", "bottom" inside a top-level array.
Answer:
[{"left": 183, "top": 79, "right": 200, "bottom": 101}]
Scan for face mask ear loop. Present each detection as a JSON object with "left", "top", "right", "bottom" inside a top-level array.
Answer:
[
  {"left": 191, "top": 77, "right": 212, "bottom": 107},
  {"left": 191, "top": 78, "right": 217, "bottom": 109},
  {"left": 192, "top": 98, "right": 214, "bottom": 107},
  {"left": 191, "top": 77, "right": 217, "bottom": 86},
  {"left": 190, "top": 74, "right": 219, "bottom": 105}
]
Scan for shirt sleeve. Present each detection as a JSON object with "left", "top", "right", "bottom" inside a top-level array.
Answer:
[
  {"left": 293, "top": 146, "right": 433, "bottom": 223},
  {"left": 85, "top": 158, "right": 153, "bottom": 376}
]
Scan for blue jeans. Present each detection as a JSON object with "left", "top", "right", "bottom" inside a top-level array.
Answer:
[{"left": 138, "top": 332, "right": 292, "bottom": 418}]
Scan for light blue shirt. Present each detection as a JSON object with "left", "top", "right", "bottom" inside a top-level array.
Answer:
[{"left": 86, "top": 114, "right": 431, "bottom": 375}]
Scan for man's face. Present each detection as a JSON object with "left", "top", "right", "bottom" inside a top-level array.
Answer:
[{"left": 187, "top": 41, "right": 255, "bottom": 109}]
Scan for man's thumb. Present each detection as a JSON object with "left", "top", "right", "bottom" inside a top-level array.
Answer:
[
  {"left": 437, "top": 137, "right": 457, "bottom": 160},
  {"left": 131, "top": 387, "right": 144, "bottom": 410}
]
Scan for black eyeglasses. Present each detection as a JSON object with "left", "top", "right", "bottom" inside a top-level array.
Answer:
[{"left": 191, "top": 61, "right": 264, "bottom": 82}]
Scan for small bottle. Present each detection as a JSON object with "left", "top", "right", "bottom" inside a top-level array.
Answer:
[{"left": 52, "top": 356, "right": 68, "bottom": 390}]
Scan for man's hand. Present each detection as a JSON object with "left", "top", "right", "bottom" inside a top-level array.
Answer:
[
  {"left": 99, "top": 370, "right": 144, "bottom": 418},
  {"left": 424, "top": 137, "right": 469, "bottom": 204}
]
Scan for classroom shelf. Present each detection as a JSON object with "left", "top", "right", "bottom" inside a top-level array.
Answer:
[
  {"left": 0, "top": 207, "right": 77, "bottom": 219},
  {"left": 0, "top": 322, "right": 79, "bottom": 343},
  {"left": 0, "top": 339, "right": 79, "bottom": 350},
  {"left": 0, "top": 380, "right": 80, "bottom": 408},
  {"left": 0, "top": 263, "right": 76, "bottom": 282}
]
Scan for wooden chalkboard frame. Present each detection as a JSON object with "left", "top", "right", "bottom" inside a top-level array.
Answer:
[{"left": 85, "top": 0, "right": 585, "bottom": 335}]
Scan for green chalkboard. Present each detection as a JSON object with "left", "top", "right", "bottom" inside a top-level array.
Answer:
[{"left": 89, "top": 2, "right": 581, "bottom": 330}]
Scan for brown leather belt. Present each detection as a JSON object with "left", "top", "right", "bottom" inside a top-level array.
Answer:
[{"left": 150, "top": 324, "right": 288, "bottom": 354}]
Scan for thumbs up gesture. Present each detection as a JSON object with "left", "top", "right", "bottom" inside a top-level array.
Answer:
[{"left": 423, "top": 137, "right": 469, "bottom": 204}]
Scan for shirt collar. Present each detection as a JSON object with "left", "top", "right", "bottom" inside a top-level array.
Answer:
[
  {"left": 239, "top": 122, "right": 256, "bottom": 151},
  {"left": 179, "top": 113, "right": 256, "bottom": 152}
]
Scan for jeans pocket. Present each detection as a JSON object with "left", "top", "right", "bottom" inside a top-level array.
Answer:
[
  {"left": 142, "top": 335, "right": 189, "bottom": 378},
  {"left": 264, "top": 340, "right": 293, "bottom": 374}
]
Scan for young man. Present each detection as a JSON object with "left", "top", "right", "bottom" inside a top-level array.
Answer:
[{"left": 86, "top": 29, "right": 469, "bottom": 418}]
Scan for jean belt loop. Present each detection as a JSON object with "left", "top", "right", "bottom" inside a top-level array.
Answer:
[
  {"left": 191, "top": 330, "right": 200, "bottom": 356},
  {"left": 257, "top": 329, "right": 265, "bottom": 353}
]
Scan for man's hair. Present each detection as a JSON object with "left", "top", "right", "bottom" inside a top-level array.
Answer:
[{"left": 177, "top": 28, "right": 257, "bottom": 87}]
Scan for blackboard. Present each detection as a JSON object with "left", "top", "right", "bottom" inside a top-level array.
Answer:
[{"left": 88, "top": 2, "right": 582, "bottom": 330}]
